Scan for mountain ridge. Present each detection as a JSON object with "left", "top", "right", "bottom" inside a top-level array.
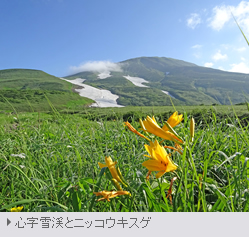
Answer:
[
  {"left": 1, "top": 56, "right": 249, "bottom": 110},
  {"left": 65, "top": 56, "right": 249, "bottom": 106}
]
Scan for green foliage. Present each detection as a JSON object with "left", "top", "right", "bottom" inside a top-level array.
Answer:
[
  {"left": 0, "top": 105, "right": 249, "bottom": 212},
  {"left": 0, "top": 89, "right": 93, "bottom": 112},
  {"left": 0, "top": 69, "right": 94, "bottom": 112},
  {"left": 0, "top": 69, "right": 70, "bottom": 90}
]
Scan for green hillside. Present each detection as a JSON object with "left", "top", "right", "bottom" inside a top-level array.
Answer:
[
  {"left": 66, "top": 57, "right": 249, "bottom": 106},
  {"left": 0, "top": 69, "right": 71, "bottom": 90},
  {"left": 2, "top": 57, "right": 249, "bottom": 111},
  {"left": 0, "top": 69, "right": 94, "bottom": 112}
]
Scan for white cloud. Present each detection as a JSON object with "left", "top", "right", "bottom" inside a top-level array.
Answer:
[
  {"left": 232, "top": 1, "right": 249, "bottom": 33},
  {"left": 204, "top": 62, "right": 214, "bottom": 67},
  {"left": 208, "top": 5, "right": 231, "bottom": 31},
  {"left": 191, "top": 44, "right": 202, "bottom": 49},
  {"left": 187, "top": 13, "right": 201, "bottom": 29},
  {"left": 212, "top": 50, "right": 228, "bottom": 61},
  {"left": 98, "top": 72, "right": 112, "bottom": 79},
  {"left": 229, "top": 62, "right": 249, "bottom": 73},
  {"left": 69, "top": 61, "right": 123, "bottom": 74},
  {"left": 208, "top": 1, "right": 249, "bottom": 32},
  {"left": 236, "top": 47, "right": 247, "bottom": 52}
]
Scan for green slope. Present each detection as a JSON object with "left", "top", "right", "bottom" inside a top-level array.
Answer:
[
  {"left": 0, "top": 69, "right": 71, "bottom": 90},
  {"left": 121, "top": 57, "right": 249, "bottom": 105},
  {"left": 66, "top": 70, "right": 184, "bottom": 106},
  {"left": 66, "top": 56, "right": 249, "bottom": 106},
  {"left": 0, "top": 69, "right": 94, "bottom": 112}
]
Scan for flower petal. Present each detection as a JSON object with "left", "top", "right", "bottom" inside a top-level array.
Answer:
[
  {"left": 162, "top": 112, "right": 183, "bottom": 131},
  {"left": 142, "top": 140, "right": 178, "bottom": 177},
  {"left": 124, "top": 121, "right": 151, "bottom": 141},
  {"left": 165, "top": 161, "right": 178, "bottom": 172},
  {"left": 94, "top": 190, "right": 130, "bottom": 202},
  {"left": 142, "top": 160, "right": 165, "bottom": 171},
  {"left": 155, "top": 171, "right": 166, "bottom": 179},
  {"left": 143, "top": 116, "right": 183, "bottom": 143},
  {"left": 98, "top": 162, "right": 107, "bottom": 169},
  {"left": 10, "top": 206, "right": 23, "bottom": 212}
]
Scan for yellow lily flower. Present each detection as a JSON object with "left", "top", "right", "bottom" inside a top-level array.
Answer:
[
  {"left": 11, "top": 206, "right": 23, "bottom": 212},
  {"left": 142, "top": 140, "right": 177, "bottom": 178},
  {"left": 98, "top": 156, "right": 122, "bottom": 183},
  {"left": 93, "top": 190, "right": 131, "bottom": 202},
  {"left": 98, "top": 156, "right": 126, "bottom": 183},
  {"left": 141, "top": 116, "right": 183, "bottom": 144},
  {"left": 98, "top": 156, "right": 128, "bottom": 189},
  {"left": 124, "top": 121, "right": 151, "bottom": 141},
  {"left": 162, "top": 111, "right": 183, "bottom": 131}
]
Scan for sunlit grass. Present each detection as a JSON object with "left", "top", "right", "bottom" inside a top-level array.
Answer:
[{"left": 0, "top": 106, "right": 249, "bottom": 212}]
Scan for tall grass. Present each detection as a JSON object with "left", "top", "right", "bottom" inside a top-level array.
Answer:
[{"left": 0, "top": 106, "right": 248, "bottom": 212}]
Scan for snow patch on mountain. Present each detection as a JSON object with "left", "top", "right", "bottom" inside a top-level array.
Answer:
[
  {"left": 161, "top": 90, "right": 175, "bottom": 98},
  {"left": 97, "top": 71, "right": 112, "bottom": 79},
  {"left": 61, "top": 78, "right": 124, "bottom": 107},
  {"left": 123, "top": 75, "right": 149, "bottom": 87}
]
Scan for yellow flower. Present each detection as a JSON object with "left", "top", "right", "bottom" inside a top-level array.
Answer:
[
  {"left": 98, "top": 156, "right": 128, "bottom": 189},
  {"left": 142, "top": 140, "right": 177, "bottom": 178},
  {"left": 140, "top": 116, "right": 183, "bottom": 144},
  {"left": 124, "top": 121, "right": 151, "bottom": 141},
  {"left": 162, "top": 111, "right": 183, "bottom": 131},
  {"left": 93, "top": 190, "right": 131, "bottom": 202},
  {"left": 98, "top": 156, "right": 122, "bottom": 183},
  {"left": 11, "top": 206, "right": 23, "bottom": 212}
]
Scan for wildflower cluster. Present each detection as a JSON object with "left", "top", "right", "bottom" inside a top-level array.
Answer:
[
  {"left": 124, "top": 112, "right": 195, "bottom": 203},
  {"left": 125, "top": 112, "right": 187, "bottom": 177},
  {"left": 94, "top": 112, "right": 195, "bottom": 204},
  {"left": 94, "top": 156, "right": 130, "bottom": 202}
]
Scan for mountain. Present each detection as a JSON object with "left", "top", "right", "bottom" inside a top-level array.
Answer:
[
  {"left": 2, "top": 57, "right": 249, "bottom": 112},
  {"left": 0, "top": 69, "right": 93, "bottom": 112},
  {"left": 65, "top": 57, "right": 249, "bottom": 106}
]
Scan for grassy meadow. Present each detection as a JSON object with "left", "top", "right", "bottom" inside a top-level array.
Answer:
[{"left": 1, "top": 104, "right": 249, "bottom": 212}]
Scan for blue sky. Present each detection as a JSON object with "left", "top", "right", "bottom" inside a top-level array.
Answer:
[{"left": 0, "top": 0, "right": 249, "bottom": 77}]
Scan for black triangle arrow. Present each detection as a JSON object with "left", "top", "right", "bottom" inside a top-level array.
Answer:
[{"left": 7, "top": 218, "right": 11, "bottom": 226}]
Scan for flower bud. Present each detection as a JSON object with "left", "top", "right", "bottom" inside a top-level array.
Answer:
[
  {"left": 117, "top": 166, "right": 128, "bottom": 187},
  {"left": 190, "top": 117, "right": 195, "bottom": 142},
  {"left": 111, "top": 178, "right": 123, "bottom": 191}
]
